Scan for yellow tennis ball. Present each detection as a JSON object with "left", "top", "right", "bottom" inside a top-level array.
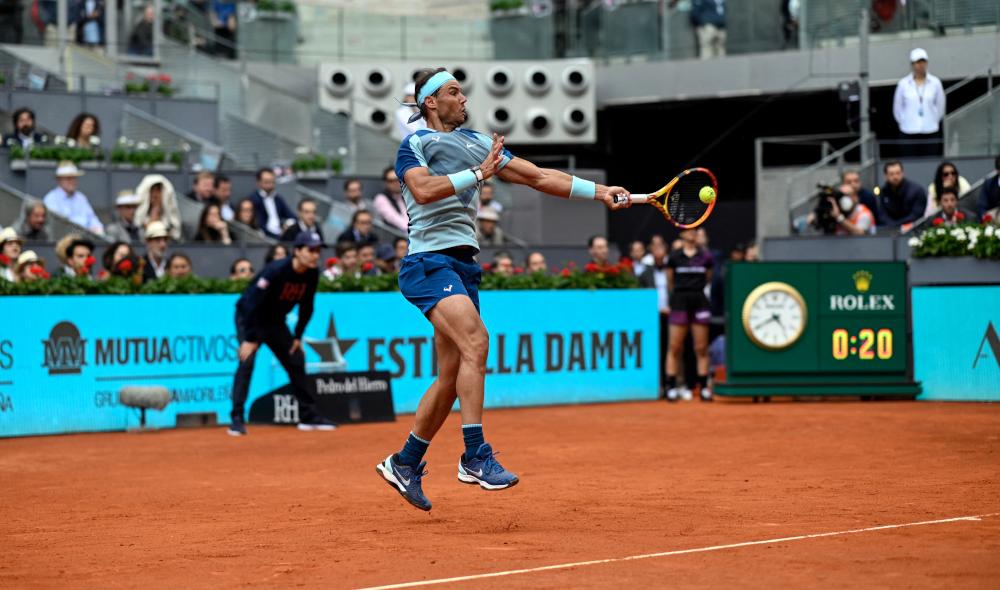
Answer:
[{"left": 699, "top": 186, "right": 716, "bottom": 204}]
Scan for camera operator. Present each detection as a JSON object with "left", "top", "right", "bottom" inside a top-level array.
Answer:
[{"left": 808, "top": 182, "right": 875, "bottom": 236}]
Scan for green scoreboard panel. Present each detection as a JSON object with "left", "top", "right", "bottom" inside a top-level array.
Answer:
[{"left": 715, "top": 262, "right": 920, "bottom": 397}]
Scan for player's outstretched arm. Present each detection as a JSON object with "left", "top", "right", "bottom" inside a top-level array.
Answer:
[
  {"left": 402, "top": 133, "right": 506, "bottom": 205},
  {"left": 496, "top": 157, "right": 631, "bottom": 210}
]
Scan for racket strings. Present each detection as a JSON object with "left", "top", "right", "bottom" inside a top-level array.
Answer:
[{"left": 668, "top": 173, "right": 713, "bottom": 226}]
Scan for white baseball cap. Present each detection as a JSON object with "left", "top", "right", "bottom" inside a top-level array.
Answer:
[{"left": 910, "top": 48, "right": 929, "bottom": 63}]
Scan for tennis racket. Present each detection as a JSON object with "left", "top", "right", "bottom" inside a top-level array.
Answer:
[{"left": 613, "top": 167, "right": 718, "bottom": 229}]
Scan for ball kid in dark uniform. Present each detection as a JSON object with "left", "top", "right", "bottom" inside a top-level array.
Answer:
[
  {"left": 665, "top": 228, "right": 715, "bottom": 402},
  {"left": 227, "top": 231, "right": 336, "bottom": 436}
]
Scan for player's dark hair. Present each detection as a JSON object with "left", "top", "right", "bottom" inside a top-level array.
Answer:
[
  {"left": 229, "top": 257, "right": 252, "bottom": 274},
  {"left": 883, "top": 160, "right": 904, "bottom": 173},
  {"left": 414, "top": 67, "right": 448, "bottom": 121},
  {"left": 298, "top": 196, "right": 317, "bottom": 212},
  {"left": 587, "top": 235, "right": 606, "bottom": 248},
  {"left": 255, "top": 167, "right": 274, "bottom": 181}
]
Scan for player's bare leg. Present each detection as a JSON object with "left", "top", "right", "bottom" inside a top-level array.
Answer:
[
  {"left": 411, "top": 331, "right": 460, "bottom": 441},
  {"left": 692, "top": 323, "right": 713, "bottom": 401},
  {"left": 666, "top": 323, "right": 689, "bottom": 401},
  {"left": 426, "top": 295, "right": 487, "bottom": 425},
  {"left": 428, "top": 295, "right": 518, "bottom": 490}
]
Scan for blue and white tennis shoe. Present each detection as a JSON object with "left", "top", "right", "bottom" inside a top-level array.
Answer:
[{"left": 458, "top": 443, "right": 519, "bottom": 490}]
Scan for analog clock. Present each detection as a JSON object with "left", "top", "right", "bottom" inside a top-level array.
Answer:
[{"left": 742, "top": 282, "right": 808, "bottom": 350}]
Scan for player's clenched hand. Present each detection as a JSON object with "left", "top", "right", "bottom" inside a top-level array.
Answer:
[
  {"left": 478, "top": 133, "right": 505, "bottom": 179},
  {"left": 289, "top": 339, "right": 302, "bottom": 355},
  {"left": 238, "top": 341, "right": 259, "bottom": 362},
  {"left": 601, "top": 186, "right": 631, "bottom": 210}
]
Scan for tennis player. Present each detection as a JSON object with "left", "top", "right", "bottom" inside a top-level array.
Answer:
[
  {"left": 375, "top": 67, "right": 632, "bottom": 511},
  {"left": 665, "top": 228, "right": 714, "bottom": 402}
]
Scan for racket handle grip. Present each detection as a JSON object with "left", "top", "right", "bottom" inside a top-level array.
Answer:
[{"left": 613, "top": 193, "right": 648, "bottom": 205}]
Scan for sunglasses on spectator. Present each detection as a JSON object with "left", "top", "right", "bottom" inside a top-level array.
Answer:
[{"left": 307, "top": 246, "right": 322, "bottom": 253}]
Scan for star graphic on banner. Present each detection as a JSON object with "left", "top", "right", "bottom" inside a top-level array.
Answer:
[{"left": 306, "top": 314, "right": 357, "bottom": 364}]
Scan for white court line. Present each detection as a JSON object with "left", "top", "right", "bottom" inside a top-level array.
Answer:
[{"left": 357, "top": 513, "right": 999, "bottom": 590}]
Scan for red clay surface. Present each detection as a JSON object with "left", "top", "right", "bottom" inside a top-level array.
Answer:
[{"left": 2, "top": 400, "right": 999, "bottom": 589}]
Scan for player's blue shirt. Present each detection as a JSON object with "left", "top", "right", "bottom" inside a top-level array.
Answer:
[{"left": 395, "top": 128, "right": 514, "bottom": 254}]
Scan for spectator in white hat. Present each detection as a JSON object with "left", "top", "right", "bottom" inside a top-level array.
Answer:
[
  {"left": 0, "top": 227, "right": 24, "bottom": 282},
  {"left": 394, "top": 81, "right": 426, "bottom": 140},
  {"left": 141, "top": 220, "right": 171, "bottom": 283},
  {"left": 475, "top": 207, "right": 507, "bottom": 246},
  {"left": 43, "top": 161, "right": 104, "bottom": 235},
  {"left": 893, "top": 48, "right": 945, "bottom": 157},
  {"left": 105, "top": 190, "right": 143, "bottom": 243},
  {"left": 15, "top": 251, "right": 48, "bottom": 282}
]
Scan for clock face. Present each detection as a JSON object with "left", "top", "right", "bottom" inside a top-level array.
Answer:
[{"left": 742, "top": 282, "right": 807, "bottom": 350}]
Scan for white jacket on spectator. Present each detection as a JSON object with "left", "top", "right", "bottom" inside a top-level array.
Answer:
[{"left": 134, "top": 174, "right": 182, "bottom": 241}]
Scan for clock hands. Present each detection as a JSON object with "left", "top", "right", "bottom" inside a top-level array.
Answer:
[{"left": 754, "top": 313, "right": 787, "bottom": 335}]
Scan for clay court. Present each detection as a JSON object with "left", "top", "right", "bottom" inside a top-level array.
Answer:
[{"left": 2, "top": 400, "right": 999, "bottom": 589}]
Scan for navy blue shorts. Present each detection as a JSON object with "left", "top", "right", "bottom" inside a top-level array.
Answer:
[{"left": 398, "top": 252, "right": 482, "bottom": 316}]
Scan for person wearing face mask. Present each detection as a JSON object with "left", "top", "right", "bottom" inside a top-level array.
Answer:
[{"left": 829, "top": 181, "right": 876, "bottom": 236}]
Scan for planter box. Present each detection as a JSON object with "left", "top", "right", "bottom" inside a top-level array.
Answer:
[
  {"left": 909, "top": 257, "right": 1000, "bottom": 286},
  {"left": 294, "top": 170, "right": 331, "bottom": 180},
  {"left": 113, "top": 163, "right": 136, "bottom": 170},
  {"left": 255, "top": 10, "right": 295, "bottom": 21},
  {"left": 79, "top": 160, "right": 103, "bottom": 169},
  {"left": 153, "top": 163, "right": 181, "bottom": 172},
  {"left": 9, "top": 159, "right": 59, "bottom": 171}
]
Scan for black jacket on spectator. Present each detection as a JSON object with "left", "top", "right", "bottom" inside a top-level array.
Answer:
[
  {"left": 978, "top": 174, "right": 1000, "bottom": 217},
  {"left": 248, "top": 190, "right": 296, "bottom": 239},
  {"left": 142, "top": 254, "right": 166, "bottom": 283},
  {"left": 877, "top": 178, "right": 927, "bottom": 227},
  {"left": 336, "top": 228, "right": 378, "bottom": 247},
  {"left": 127, "top": 20, "right": 153, "bottom": 56},
  {"left": 236, "top": 258, "right": 318, "bottom": 342},
  {"left": 281, "top": 221, "right": 325, "bottom": 245}
]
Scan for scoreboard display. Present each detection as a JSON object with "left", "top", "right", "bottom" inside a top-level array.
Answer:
[{"left": 716, "top": 262, "right": 920, "bottom": 398}]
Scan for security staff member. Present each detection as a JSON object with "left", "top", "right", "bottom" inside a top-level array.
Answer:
[{"left": 227, "top": 231, "right": 336, "bottom": 436}]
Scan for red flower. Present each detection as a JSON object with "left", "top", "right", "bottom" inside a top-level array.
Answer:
[
  {"left": 158, "top": 73, "right": 172, "bottom": 83},
  {"left": 514, "top": 266, "right": 524, "bottom": 274},
  {"left": 325, "top": 257, "right": 338, "bottom": 268},
  {"left": 362, "top": 262, "right": 374, "bottom": 272},
  {"left": 126, "top": 72, "right": 135, "bottom": 81},
  {"left": 932, "top": 218, "right": 944, "bottom": 226},
  {"left": 560, "top": 268, "right": 571, "bottom": 278},
  {"left": 84, "top": 255, "right": 96, "bottom": 269},
  {"left": 984, "top": 214, "right": 994, "bottom": 224},
  {"left": 97, "top": 270, "right": 109, "bottom": 280},
  {"left": 29, "top": 265, "right": 46, "bottom": 276},
  {"left": 0, "top": 254, "right": 9, "bottom": 267},
  {"left": 117, "top": 259, "right": 133, "bottom": 273},
  {"left": 584, "top": 262, "right": 598, "bottom": 273},
  {"left": 619, "top": 257, "right": 633, "bottom": 269},
  {"left": 956, "top": 211, "right": 966, "bottom": 221},
  {"left": 481, "top": 262, "right": 492, "bottom": 272},
  {"left": 606, "top": 266, "right": 621, "bottom": 276},
  {"left": 567, "top": 261, "right": 577, "bottom": 268}
]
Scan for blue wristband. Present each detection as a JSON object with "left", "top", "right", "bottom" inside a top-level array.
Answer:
[
  {"left": 570, "top": 176, "right": 597, "bottom": 200},
  {"left": 448, "top": 169, "right": 478, "bottom": 194}
]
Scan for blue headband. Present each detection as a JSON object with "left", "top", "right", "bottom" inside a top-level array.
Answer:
[{"left": 418, "top": 71, "right": 456, "bottom": 108}]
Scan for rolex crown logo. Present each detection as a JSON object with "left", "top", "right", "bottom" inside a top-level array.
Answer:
[{"left": 853, "top": 270, "right": 872, "bottom": 293}]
